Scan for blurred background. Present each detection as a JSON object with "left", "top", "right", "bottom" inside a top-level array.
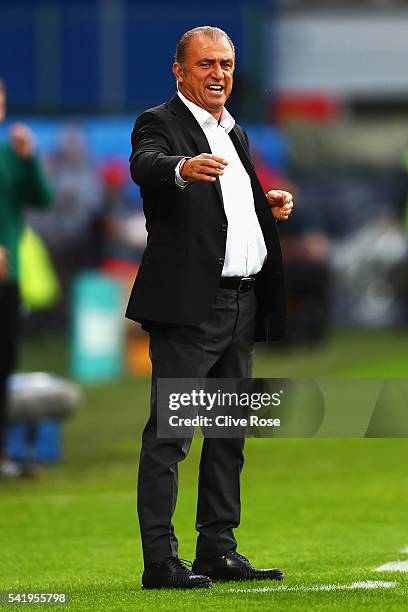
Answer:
[{"left": 2, "top": 1, "right": 408, "bottom": 603}]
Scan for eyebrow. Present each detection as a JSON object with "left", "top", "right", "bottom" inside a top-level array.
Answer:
[{"left": 198, "top": 58, "right": 233, "bottom": 64}]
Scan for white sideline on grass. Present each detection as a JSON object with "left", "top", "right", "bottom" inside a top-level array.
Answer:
[
  {"left": 225, "top": 581, "right": 397, "bottom": 593},
  {"left": 375, "top": 561, "right": 408, "bottom": 573},
  {"left": 400, "top": 546, "right": 408, "bottom": 554}
]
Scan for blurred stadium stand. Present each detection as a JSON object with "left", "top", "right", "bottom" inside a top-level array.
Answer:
[{"left": 0, "top": 0, "right": 254, "bottom": 115}]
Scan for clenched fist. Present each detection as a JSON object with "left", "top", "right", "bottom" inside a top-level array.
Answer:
[{"left": 266, "top": 190, "right": 294, "bottom": 222}]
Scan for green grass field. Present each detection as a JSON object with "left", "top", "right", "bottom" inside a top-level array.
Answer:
[{"left": 1, "top": 329, "right": 408, "bottom": 610}]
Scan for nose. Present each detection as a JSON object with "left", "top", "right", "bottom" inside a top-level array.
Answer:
[{"left": 211, "top": 63, "right": 224, "bottom": 80}]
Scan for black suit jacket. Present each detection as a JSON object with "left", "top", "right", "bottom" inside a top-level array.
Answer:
[{"left": 125, "top": 94, "right": 286, "bottom": 341}]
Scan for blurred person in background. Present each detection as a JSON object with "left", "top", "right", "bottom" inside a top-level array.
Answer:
[
  {"left": 126, "top": 27, "right": 293, "bottom": 589},
  {"left": 254, "top": 152, "right": 332, "bottom": 345},
  {"left": 279, "top": 219, "right": 332, "bottom": 345},
  {"left": 0, "top": 78, "right": 53, "bottom": 478},
  {"left": 98, "top": 159, "right": 147, "bottom": 265},
  {"left": 28, "top": 126, "right": 103, "bottom": 326}
]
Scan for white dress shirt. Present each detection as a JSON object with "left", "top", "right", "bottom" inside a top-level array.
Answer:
[{"left": 175, "top": 91, "right": 267, "bottom": 278}]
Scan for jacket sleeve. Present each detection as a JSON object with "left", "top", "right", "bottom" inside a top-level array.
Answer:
[{"left": 129, "top": 111, "right": 185, "bottom": 189}]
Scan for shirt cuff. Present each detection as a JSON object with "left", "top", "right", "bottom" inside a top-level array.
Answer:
[{"left": 175, "top": 158, "right": 191, "bottom": 189}]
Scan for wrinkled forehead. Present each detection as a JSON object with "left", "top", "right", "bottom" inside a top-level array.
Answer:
[{"left": 186, "top": 34, "right": 235, "bottom": 61}]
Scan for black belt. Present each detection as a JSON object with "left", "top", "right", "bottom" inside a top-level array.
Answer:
[{"left": 219, "top": 276, "right": 256, "bottom": 291}]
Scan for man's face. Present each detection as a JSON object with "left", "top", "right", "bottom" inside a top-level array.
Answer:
[
  {"left": 0, "top": 90, "right": 6, "bottom": 124},
  {"left": 173, "top": 34, "right": 235, "bottom": 119}
]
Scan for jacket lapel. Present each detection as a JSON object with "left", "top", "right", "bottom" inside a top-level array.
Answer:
[
  {"left": 229, "top": 126, "right": 278, "bottom": 238},
  {"left": 229, "top": 128, "right": 268, "bottom": 211},
  {"left": 168, "top": 94, "right": 224, "bottom": 206},
  {"left": 228, "top": 127, "right": 254, "bottom": 177}
]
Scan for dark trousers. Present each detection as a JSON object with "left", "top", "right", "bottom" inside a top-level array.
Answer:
[
  {"left": 0, "top": 281, "right": 20, "bottom": 455},
  {"left": 137, "top": 287, "right": 257, "bottom": 566}
]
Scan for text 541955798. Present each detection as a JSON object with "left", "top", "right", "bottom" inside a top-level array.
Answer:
[{"left": 0, "top": 593, "right": 68, "bottom": 605}]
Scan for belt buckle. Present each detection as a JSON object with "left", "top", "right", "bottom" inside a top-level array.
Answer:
[{"left": 239, "top": 277, "right": 253, "bottom": 292}]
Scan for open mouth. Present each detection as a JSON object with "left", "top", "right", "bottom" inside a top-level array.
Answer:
[{"left": 207, "top": 84, "right": 224, "bottom": 93}]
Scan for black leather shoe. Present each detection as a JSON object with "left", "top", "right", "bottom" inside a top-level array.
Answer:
[
  {"left": 192, "top": 550, "right": 284, "bottom": 582},
  {"left": 142, "top": 556, "right": 212, "bottom": 589}
]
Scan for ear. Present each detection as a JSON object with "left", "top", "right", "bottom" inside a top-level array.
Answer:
[{"left": 172, "top": 62, "right": 184, "bottom": 84}]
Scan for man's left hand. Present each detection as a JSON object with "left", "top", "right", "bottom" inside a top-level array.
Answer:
[{"left": 266, "top": 190, "right": 294, "bottom": 221}]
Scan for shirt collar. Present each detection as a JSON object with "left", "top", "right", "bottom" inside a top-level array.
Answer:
[{"left": 177, "top": 90, "right": 235, "bottom": 134}]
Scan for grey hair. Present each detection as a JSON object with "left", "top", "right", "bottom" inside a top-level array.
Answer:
[{"left": 175, "top": 26, "right": 235, "bottom": 66}]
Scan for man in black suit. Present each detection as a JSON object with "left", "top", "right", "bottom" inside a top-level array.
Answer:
[{"left": 126, "top": 26, "right": 293, "bottom": 589}]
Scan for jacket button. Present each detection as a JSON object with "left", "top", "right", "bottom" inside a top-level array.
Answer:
[
  {"left": 160, "top": 177, "right": 168, "bottom": 184},
  {"left": 218, "top": 257, "right": 224, "bottom": 265},
  {"left": 221, "top": 224, "right": 227, "bottom": 232}
]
